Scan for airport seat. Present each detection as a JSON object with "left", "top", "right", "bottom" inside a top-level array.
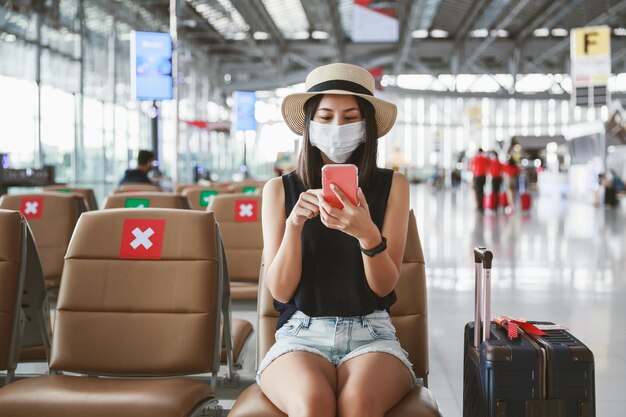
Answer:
[
  {"left": 113, "top": 183, "right": 161, "bottom": 193},
  {"left": 183, "top": 186, "right": 223, "bottom": 211},
  {"left": 208, "top": 194, "right": 263, "bottom": 300},
  {"left": 175, "top": 183, "right": 196, "bottom": 194},
  {"left": 43, "top": 185, "right": 99, "bottom": 210},
  {"left": 231, "top": 181, "right": 266, "bottom": 195},
  {"left": 228, "top": 210, "right": 442, "bottom": 417},
  {"left": 0, "top": 193, "right": 87, "bottom": 291},
  {"left": 0, "top": 209, "right": 225, "bottom": 416},
  {"left": 0, "top": 210, "right": 53, "bottom": 371},
  {"left": 102, "top": 192, "right": 190, "bottom": 209}
]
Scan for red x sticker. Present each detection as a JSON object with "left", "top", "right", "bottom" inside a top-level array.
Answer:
[
  {"left": 234, "top": 199, "right": 258, "bottom": 222},
  {"left": 119, "top": 219, "right": 166, "bottom": 259},
  {"left": 20, "top": 197, "right": 44, "bottom": 219}
]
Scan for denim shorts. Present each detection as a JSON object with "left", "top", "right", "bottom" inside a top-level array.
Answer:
[{"left": 257, "top": 310, "right": 417, "bottom": 386}]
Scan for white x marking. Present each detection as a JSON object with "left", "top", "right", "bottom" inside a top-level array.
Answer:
[
  {"left": 130, "top": 227, "right": 154, "bottom": 250},
  {"left": 25, "top": 201, "right": 39, "bottom": 214},
  {"left": 239, "top": 203, "right": 253, "bottom": 217}
]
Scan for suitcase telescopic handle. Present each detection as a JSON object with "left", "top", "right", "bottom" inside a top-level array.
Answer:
[
  {"left": 474, "top": 246, "right": 493, "bottom": 268},
  {"left": 474, "top": 246, "right": 493, "bottom": 348}
]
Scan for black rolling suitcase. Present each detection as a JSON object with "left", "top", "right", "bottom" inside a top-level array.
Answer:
[{"left": 463, "top": 247, "right": 595, "bottom": 417}]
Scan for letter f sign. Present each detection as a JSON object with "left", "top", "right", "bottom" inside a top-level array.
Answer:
[{"left": 584, "top": 32, "right": 597, "bottom": 54}]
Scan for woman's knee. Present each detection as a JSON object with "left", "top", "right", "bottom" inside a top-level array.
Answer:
[
  {"left": 338, "top": 388, "right": 383, "bottom": 417},
  {"left": 289, "top": 388, "right": 336, "bottom": 417}
]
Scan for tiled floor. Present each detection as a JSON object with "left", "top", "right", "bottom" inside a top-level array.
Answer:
[
  {"left": 6, "top": 184, "right": 626, "bottom": 416},
  {"left": 412, "top": 184, "right": 626, "bottom": 417}
]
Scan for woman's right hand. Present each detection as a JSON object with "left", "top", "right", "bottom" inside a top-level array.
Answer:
[{"left": 287, "top": 189, "right": 323, "bottom": 228}]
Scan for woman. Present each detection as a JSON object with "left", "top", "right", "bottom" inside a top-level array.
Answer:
[{"left": 259, "top": 63, "right": 415, "bottom": 417}]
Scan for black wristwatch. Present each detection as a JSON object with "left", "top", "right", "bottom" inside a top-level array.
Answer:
[{"left": 360, "top": 235, "right": 387, "bottom": 257}]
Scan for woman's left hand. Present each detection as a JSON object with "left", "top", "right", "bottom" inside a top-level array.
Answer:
[{"left": 318, "top": 185, "right": 382, "bottom": 249}]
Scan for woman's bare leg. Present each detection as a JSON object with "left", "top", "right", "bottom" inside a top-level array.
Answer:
[
  {"left": 337, "top": 353, "right": 412, "bottom": 417},
  {"left": 260, "top": 351, "right": 337, "bottom": 417}
]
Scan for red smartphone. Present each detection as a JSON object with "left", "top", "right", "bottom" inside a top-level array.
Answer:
[{"left": 322, "top": 164, "right": 358, "bottom": 209}]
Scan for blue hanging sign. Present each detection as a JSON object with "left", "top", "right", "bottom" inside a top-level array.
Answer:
[
  {"left": 235, "top": 91, "right": 257, "bottom": 131},
  {"left": 130, "top": 31, "right": 173, "bottom": 101}
]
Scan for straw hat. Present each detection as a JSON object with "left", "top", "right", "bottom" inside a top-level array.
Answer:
[{"left": 281, "top": 63, "right": 397, "bottom": 138}]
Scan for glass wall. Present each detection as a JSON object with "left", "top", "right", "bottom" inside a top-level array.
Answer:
[{"left": 0, "top": 1, "right": 232, "bottom": 202}]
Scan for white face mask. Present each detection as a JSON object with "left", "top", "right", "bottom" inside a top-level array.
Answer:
[{"left": 308, "top": 120, "right": 366, "bottom": 163}]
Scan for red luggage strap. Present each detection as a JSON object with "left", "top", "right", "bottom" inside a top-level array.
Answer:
[{"left": 493, "top": 316, "right": 547, "bottom": 340}]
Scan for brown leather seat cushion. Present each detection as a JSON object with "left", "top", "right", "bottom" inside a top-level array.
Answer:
[
  {"left": 0, "top": 375, "right": 214, "bottom": 417},
  {"left": 228, "top": 384, "right": 441, "bottom": 417},
  {"left": 231, "top": 282, "right": 258, "bottom": 300},
  {"left": 220, "top": 318, "right": 254, "bottom": 363}
]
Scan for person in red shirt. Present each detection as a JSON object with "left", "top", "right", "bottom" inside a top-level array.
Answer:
[
  {"left": 470, "top": 148, "right": 489, "bottom": 212},
  {"left": 502, "top": 157, "right": 520, "bottom": 213},
  {"left": 488, "top": 152, "right": 503, "bottom": 210}
]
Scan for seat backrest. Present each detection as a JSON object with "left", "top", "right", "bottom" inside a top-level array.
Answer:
[
  {"left": 0, "top": 209, "right": 26, "bottom": 374},
  {"left": 257, "top": 210, "right": 429, "bottom": 379},
  {"left": 50, "top": 209, "right": 223, "bottom": 376},
  {"left": 114, "top": 183, "right": 161, "bottom": 193},
  {"left": 230, "top": 181, "right": 266, "bottom": 195},
  {"left": 183, "top": 186, "right": 223, "bottom": 211},
  {"left": 43, "top": 186, "right": 99, "bottom": 210},
  {"left": 0, "top": 193, "right": 87, "bottom": 290},
  {"left": 102, "top": 192, "right": 189, "bottom": 209},
  {"left": 175, "top": 183, "right": 195, "bottom": 195},
  {"left": 209, "top": 194, "right": 263, "bottom": 283}
]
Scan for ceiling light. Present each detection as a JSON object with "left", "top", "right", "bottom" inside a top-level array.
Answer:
[
  {"left": 253, "top": 31, "right": 269, "bottom": 40},
  {"left": 232, "top": 32, "right": 247, "bottom": 40},
  {"left": 430, "top": 29, "right": 449, "bottom": 38},
  {"left": 3, "top": 33, "right": 17, "bottom": 42},
  {"left": 533, "top": 28, "right": 549, "bottom": 37},
  {"left": 493, "top": 29, "right": 508, "bottom": 37},
  {"left": 312, "top": 30, "right": 329, "bottom": 40},
  {"left": 469, "top": 29, "right": 488, "bottom": 38},
  {"left": 614, "top": 28, "right": 626, "bottom": 36},
  {"left": 411, "top": 30, "right": 429, "bottom": 38},
  {"left": 551, "top": 28, "right": 568, "bottom": 37}
]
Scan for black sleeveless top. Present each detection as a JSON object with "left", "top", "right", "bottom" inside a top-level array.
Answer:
[{"left": 275, "top": 168, "right": 397, "bottom": 329}]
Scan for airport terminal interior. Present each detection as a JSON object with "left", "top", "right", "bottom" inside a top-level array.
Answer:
[{"left": 1, "top": 0, "right": 626, "bottom": 416}]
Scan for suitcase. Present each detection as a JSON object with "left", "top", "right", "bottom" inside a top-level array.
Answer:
[
  {"left": 463, "top": 247, "right": 595, "bottom": 417},
  {"left": 498, "top": 191, "right": 508, "bottom": 208},
  {"left": 483, "top": 194, "right": 496, "bottom": 210},
  {"left": 520, "top": 193, "right": 531, "bottom": 210}
]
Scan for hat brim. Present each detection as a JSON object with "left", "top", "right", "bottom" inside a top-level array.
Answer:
[{"left": 281, "top": 90, "right": 397, "bottom": 139}]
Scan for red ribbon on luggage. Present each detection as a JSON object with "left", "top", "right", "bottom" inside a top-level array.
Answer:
[{"left": 493, "top": 316, "right": 547, "bottom": 340}]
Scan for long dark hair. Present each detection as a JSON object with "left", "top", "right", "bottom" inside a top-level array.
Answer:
[{"left": 295, "top": 95, "right": 379, "bottom": 189}]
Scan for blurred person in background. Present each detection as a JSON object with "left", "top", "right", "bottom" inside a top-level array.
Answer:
[
  {"left": 119, "top": 150, "right": 157, "bottom": 186},
  {"left": 502, "top": 156, "right": 520, "bottom": 214},
  {"left": 470, "top": 148, "right": 489, "bottom": 212},
  {"left": 488, "top": 152, "right": 503, "bottom": 211}
]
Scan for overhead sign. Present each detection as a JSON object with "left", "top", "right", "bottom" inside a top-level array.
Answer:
[
  {"left": 352, "top": 0, "right": 399, "bottom": 43},
  {"left": 570, "top": 26, "right": 611, "bottom": 88},
  {"left": 130, "top": 31, "right": 173, "bottom": 101}
]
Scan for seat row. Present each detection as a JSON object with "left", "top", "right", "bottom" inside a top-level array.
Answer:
[{"left": 0, "top": 189, "right": 263, "bottom": 301}]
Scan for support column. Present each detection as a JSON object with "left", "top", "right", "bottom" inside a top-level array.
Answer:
[
  {"left": 73, "top": 0, "right": 85, "bottom": 185},
  {"left": 35, "top": 10, "right": 43, "bottom": 167},
  {"left": 170, "top": 0, "right": 180, "bottom": 182}
]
